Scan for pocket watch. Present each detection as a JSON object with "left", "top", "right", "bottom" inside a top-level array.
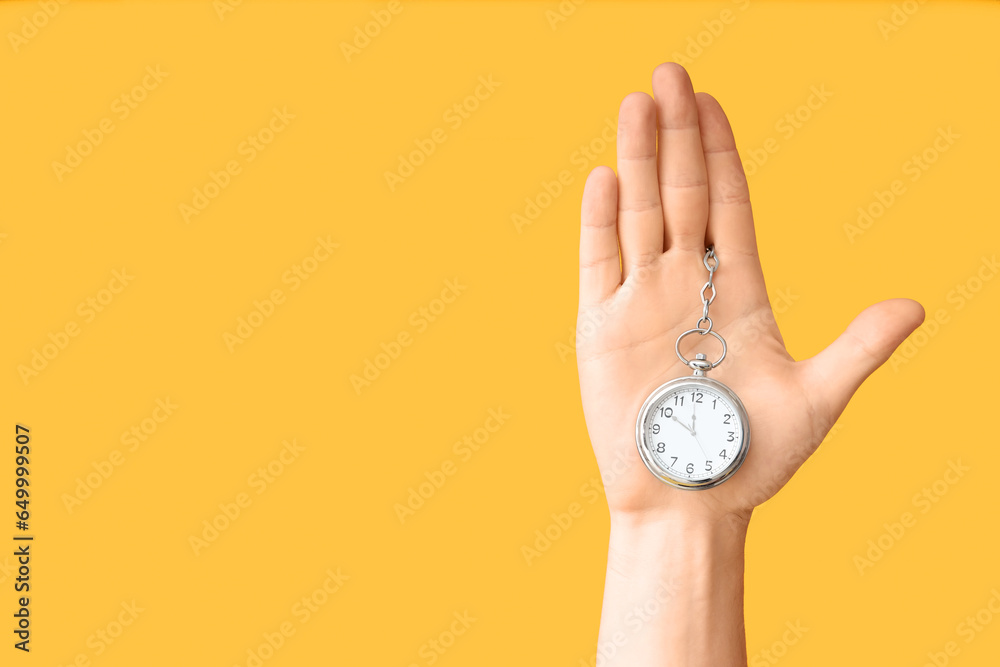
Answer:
[{"left": 635, "top": 247, "right": 750, "bottom": 490}]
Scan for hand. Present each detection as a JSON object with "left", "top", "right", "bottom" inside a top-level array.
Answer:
[{"left": 576, "top": 62, "right": 924, "bottom": 529}]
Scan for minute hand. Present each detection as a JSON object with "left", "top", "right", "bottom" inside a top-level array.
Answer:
[{"left": 691, "top": 402, "right": 710, "bottom": 459}]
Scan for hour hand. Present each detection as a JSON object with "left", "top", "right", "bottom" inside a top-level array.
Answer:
[{"left": 670, "top": 415, "right": 694, "bottom": 434}]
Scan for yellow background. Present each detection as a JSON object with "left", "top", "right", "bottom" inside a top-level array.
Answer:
[{"left": 2, "top": 0, "right": 999, "bottom": 665}]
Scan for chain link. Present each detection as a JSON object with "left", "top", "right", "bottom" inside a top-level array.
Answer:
[
  {"left": 675, "top": 245, "right": 727, "bottom": 370},
  {"left": 697, "top": 246, "right": 718, "bottom": 332}
]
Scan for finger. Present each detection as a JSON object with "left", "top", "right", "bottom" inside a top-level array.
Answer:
[
  {"left": 580, "top": 166, "right": 622, "bottom": 305},
  {"left": 616, "top": 92, "right": 664, "bottom": 279},
  {"left": 800, "top": 298, "right": 925, "bottom": 419},
  {"left": 652, "top": 62, "right": 708, "bottom": 253},
  {"left": 695, "top": 92, "right": 758, "bottom": 260}
]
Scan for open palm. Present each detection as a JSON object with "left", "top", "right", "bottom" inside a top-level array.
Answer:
[{"left": 577, "top": 63, "right": 924, "bottom": 526}]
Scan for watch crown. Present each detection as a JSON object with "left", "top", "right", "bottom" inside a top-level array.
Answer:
[{"left": 689, "top": 353, "right": 711, "bottom": 375}]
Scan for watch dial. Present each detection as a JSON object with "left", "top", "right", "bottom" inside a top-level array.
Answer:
[{"left": 643, "top": 383, "right": 744, "bottom": 482}]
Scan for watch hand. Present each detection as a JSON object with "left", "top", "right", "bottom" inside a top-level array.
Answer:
[
  {"left": 670, "top": 412, "right": 709, "bottom": 459},
  {"left": 692, "top": 429, "right": 710, "bottom": 460},
  {"left": 687, "top": 400, "right": 711, "bottom": 458},
  {"left": 670, "top": 415, "right": 694, "bottom": 434}
]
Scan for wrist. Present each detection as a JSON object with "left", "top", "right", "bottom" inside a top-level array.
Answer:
[
  {"left": 606, "top": 510, "right": 748, "bottom": 580},
  {"left": 610, "top": 501, "right": 751, "bottom": 541},
  {"left": 597, "top": 510, "right": 750, "bottom": 666}
]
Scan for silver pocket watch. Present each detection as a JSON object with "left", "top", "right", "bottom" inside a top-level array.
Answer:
[{"left": 635, "top": 247, "right": 750, "bottom": 490}]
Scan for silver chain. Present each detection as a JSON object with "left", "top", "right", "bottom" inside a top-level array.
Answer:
[
  {"left": 675, "top": 245, "right": 726, "bottom": 371},
  {"left": 696, "top": 246, "right": 718, "bottom": 332}
]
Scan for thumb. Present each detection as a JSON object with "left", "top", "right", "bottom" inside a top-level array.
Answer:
[{"left": 801, "top": 298, "right": 925, "bottom": 419}]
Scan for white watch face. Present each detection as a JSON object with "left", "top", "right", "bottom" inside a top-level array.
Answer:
[{"left": 638, "top": 380, "right": 748, "bottom": 487}]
